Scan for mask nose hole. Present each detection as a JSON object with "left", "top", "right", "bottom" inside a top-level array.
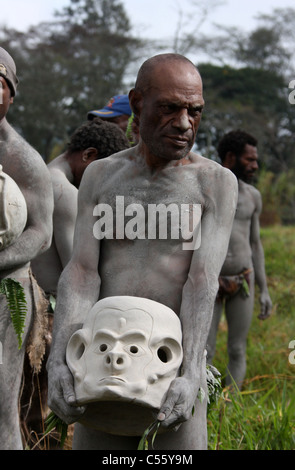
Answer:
[{"left": 105, "top": 354, "right": 125, "bottom": 366}]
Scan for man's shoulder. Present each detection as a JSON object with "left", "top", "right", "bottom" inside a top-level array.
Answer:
[
  {"left": 3, "top": 122, "right": 47, "bottom": 168},
  {"left": 240, "top": 180, "right": 262, "bottom": 200},
  {"left": 5, "top": 122, "right": 37, "bottom": 154},
  {"left": 190, "top": 152, "right": 237, "bottom": 184},
  {"left": 0, "top": 122, "right": 51, "bottom": 188},
  {"left": 86, "top": 147, "right": 134, "bottom": 174},
  {"left": 48, "top": 156, "right": 71, "bottom": 183}
]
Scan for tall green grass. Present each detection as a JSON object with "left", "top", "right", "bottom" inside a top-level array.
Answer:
[{"left": 207, "top": 225, "right": 295, "bottom": 450}]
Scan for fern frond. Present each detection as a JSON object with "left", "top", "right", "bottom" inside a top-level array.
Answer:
[
  {"left": 0, "top": 278, "right": 28, "bottom": 349},
  {"left": 44, "top": 411, "right": 68, "bottom": 448}
]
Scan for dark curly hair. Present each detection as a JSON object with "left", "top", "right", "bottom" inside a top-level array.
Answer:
[
  {"left": 218, "top": 130, "right": 257, "bottom": 162},
  {"left": 67, "top": 118, "right": 130, "bottom": 159}
]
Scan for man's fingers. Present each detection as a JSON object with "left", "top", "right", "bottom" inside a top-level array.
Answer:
[
  {"left": 60, "top": 373, "right": 76, "bottom": 404},
  {"left": 258, "top": 303, "right": 272, "bottom": 320},
  {"left": 157, "top": 412, "right": 166, "bottom": 422}
]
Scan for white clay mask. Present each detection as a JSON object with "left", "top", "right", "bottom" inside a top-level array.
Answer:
[{"left": 66, "top": 296, "right": 183, "bottom": 409}]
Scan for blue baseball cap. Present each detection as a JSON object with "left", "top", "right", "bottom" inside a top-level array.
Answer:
[{"left": 87, "top": 95, "right": 132, "bottom": 120}]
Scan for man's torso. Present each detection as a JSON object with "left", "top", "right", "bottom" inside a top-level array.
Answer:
[
  {"left": 90, "top": 148, "right": 224, "bottom": 313},
  {"left": 221, "top": 179, "right": 258, "bottom": 276}
]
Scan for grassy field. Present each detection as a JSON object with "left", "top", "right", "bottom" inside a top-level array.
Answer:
[{"left": 207, "top": 225, "right": 295, "bottom": 450}]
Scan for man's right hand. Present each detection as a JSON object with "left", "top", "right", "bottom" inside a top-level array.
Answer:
[{"left": 47, "top": 361, "right": 86, "bottom": 424}]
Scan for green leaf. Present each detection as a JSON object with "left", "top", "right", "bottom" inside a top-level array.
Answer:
[
  {"left": 0, "top": 278, "right": 28, "bottom": 349},
  {"left": 241, "top": 278, "right": 250, "bottom": 297},
  {"left": 44, "top": 411, "right": 69, "bottom": 448},
  {"left": 125, "top": 112, "right": 135, "bottom": 146},
  {"left": 137, "top": 420, "right": 160, "bottom": 450}
]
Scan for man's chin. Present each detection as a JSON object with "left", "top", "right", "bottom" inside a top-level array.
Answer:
[
  {"left": 244, "top": 174, "right": 257, "bottom": 184},
  {"left": 160, "top": 145, "right": 192, "bottom": 162}
]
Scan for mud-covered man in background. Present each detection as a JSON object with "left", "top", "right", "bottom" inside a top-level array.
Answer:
[
  {"left": 207, "top": 130, "right": 272, "bottom": 389},
  {"left": 0, "top": 47, "right": 53, "bottom": 449}
]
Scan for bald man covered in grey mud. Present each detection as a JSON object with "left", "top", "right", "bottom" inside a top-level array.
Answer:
[
  {"left": 0, "top": 47, "right": 53, "bottom": 449},
  {"left": 47, "top": 53, "right": 238, "bottom": 450}
]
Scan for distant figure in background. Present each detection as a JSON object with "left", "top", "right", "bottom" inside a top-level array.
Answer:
[
  {"left": 0, "top": 47, "right": 53, "bottom": 449},
  {"left": 88, "top": 94, "right": 139, "bottom": 145},
  {"left": 88, "top": 94, "right": 131, "bottom": 133},
  {"left": 32, "top": 118, "right": 130, "bottom": 297},
  {"left": 207, "top": 129, "right": 272, "bottom": 389}
]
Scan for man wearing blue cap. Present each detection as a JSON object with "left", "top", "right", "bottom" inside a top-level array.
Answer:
[{"left": 87, "top": 95, "right": 132, "bottom": 133}]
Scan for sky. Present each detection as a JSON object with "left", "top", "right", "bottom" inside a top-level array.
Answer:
[{"left": 0, "top": 0, "right": 294, "bottom": 39}]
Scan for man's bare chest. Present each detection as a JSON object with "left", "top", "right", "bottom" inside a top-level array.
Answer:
[
  {"left": 235, "top": 187, "right": 256, "bottom": 222},
  {"left": 94, "top": 168, "right": 204, "bottom": 248}
]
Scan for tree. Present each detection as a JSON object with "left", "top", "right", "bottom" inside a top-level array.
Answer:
[
  {"left": 1, "top": 0, "right": 141, "bottom": 160},
  {"left": 196, "top": 63, "right": 295, "bottom": 171}
]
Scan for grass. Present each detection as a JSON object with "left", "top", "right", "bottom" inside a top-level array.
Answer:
[{"left": 207, "top": 225, "right": 295, "bottom": 450}]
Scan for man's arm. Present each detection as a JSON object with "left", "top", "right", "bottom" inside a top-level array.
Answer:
[
  {"left": 158, "top": 167, "right": 238, "bottom": 428},
  {"left": 47, "top": 162, "right": 102, "bottom": 423},
  {"left": 250, "top": 189, "right": 272, "bottom": 320},
  {"left": 51, "top": 172, "right": 79, "bottom": 268},
  {"left": 0, "top": 144, "right": 53, "bottom": 273}
]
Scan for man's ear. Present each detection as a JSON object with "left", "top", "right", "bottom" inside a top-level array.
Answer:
[
  {"left": 129, "top": 88, "right": 143, "bottom": 118},
  {"left": 82, "top": 147, "right": 98, "bottom": 163},
  {"left": 223, "top": 151, "right": 236, "bottom": 170}
]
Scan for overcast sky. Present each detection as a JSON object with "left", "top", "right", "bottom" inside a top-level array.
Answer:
[{"left": 0, "top": 0, "right": 294, "bottom": 39}]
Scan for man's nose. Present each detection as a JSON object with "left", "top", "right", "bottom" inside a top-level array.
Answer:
[
  {"left": 173, "top": 109, "right": 191, "bottom": 132},
  {"left": 252, "top": 160, "right": 259, "bottom": 171}
]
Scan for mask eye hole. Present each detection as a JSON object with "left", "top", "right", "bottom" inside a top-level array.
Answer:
[
  {"left": 157, "top": 346, "right": 172, "bottom": 363},
  {"left": 99, "top": 343, "right": 108, "bottom": 352},
  {"left": 124, "top": 344, "right": 145, "bottom": 356}
]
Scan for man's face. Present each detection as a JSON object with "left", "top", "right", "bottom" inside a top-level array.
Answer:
[
  {"left": 234, "top": 144, "right": 259, "bottom": 183},
  {"left": 138, "top": 62, "right": 204, "bottom": 162},
  {"left": 103, "top": 114, "right": 130, "bottom": 133},
  {"left": 0, "top": 77, "right": 13, "bottom": 121}
]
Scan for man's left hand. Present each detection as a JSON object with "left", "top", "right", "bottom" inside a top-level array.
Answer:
[
  {"left": 157, "top": 376, "right": 197, "bottom": 429},
  {"left": 258, "top": 291, "right": 272, "bottom": 320}
]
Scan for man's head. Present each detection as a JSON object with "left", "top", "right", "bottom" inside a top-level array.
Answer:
[
  {"left": 87, "top": 95, "right": 132, "bottom": 133},
  {"left": 0, "top": 47, "right": 18, "bottom": 97},
  {"left": 129, "top": 53, "right": 204, "bottom": 163},
  {"left": 0, "top": 47, "right": 19, "bottom": 121},
  {"left": 218, "top": 129, "right": 259, "bottom": 183},
  {"left": 66, "top": 117, "right": 129, "bottom": 187}
]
